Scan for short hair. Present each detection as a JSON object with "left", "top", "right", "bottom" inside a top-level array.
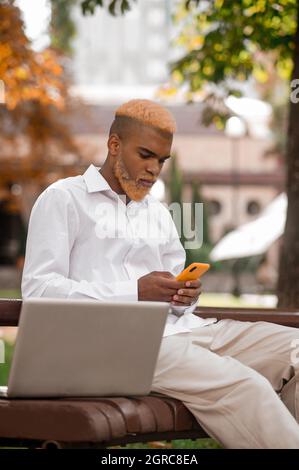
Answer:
[{"left": 114, "top": 99, "right": 177, "bottom": 135}]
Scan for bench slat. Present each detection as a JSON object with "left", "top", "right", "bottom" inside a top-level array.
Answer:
[{"left": 1, "top": 299, "right": 299, "bottom": 328}]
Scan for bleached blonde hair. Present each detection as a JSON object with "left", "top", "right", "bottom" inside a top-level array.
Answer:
[{"left": 115, "top": 99, "right": 177, "bottom": 134}]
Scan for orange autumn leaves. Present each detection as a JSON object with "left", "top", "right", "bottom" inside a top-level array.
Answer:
[
  {"left": 0, "top": 2, "right": 83, "bottom": 191},
  {"left": 0, "top": 2, "right": 66, "bottom": 110}
]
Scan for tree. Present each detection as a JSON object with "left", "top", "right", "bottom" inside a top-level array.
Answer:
[
  {"left": 0, "top": 0, "right": 86, "bottom": 268},
  {"left": 0, "top": 1, "right": 83, "bottom": 205},
  {"left": 0, "top": 1, "right": 66, "bottom": 110},
  {"left": 51, "top": 0, "right": 78, "bottom": 54}
]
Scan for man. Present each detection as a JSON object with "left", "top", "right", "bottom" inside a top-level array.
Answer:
[{"left": 22, "top": 99, "right": 299, "bottom": 448}]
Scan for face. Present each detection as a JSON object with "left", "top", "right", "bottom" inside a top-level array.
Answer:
[{"left": 110, "top": 125, "right": 172, "bottom": 202}]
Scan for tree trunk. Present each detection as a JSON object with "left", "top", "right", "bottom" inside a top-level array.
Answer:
[{"left": 277, "top": 2, "right": 299, "bottom": 307}]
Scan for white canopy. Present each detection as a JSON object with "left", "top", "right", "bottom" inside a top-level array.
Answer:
[{"left": 210, "top": 193, "right": 287, "bottom": 261}]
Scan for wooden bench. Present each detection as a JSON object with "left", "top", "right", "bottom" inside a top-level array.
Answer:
[{"left": 0, "top": 298, "right": 299, "bottom": 449}]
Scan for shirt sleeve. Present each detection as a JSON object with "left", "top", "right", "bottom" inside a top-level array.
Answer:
[
  {"left": 161, "top": 209, "right": 198, "bottom": 316},
  {"left": 21, "top": 187, "right": 138, "bottom": 301}
]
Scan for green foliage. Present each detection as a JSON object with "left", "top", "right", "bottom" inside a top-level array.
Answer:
[
  {"left": 179, "top": 0, "right": 297, "bottom": 75},
  {"left": 50, "top": 0, "right": 77, "bottom": 54},
  {"left": 0, "top": 341, "right": 14, "bottom": 386},
  {"left": 170, "top": 0, "right": 298, "bottom": 127},
  {"left": 80, "top": 0, "right": 136, "bottom": 16}
]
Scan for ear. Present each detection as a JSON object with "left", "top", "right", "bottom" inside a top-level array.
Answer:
[{"left": 107, "top": 133, "right": 121, "bottom": 156}]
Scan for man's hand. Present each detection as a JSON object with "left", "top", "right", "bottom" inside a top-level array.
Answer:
[
  {"left": 171, "top": 278, "right": 202, "bottom": 307},
  {"left": 138, "top": 271, "right": 202, "bottom": 306}
]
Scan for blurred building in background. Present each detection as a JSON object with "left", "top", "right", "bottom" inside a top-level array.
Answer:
[{"left": 71, "top": 0, "right": 172, "bottom": 96}]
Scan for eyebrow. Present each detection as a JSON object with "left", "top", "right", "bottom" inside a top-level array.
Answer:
[{"left": 138, "top": 147, "right": 171, "bottom": 162}]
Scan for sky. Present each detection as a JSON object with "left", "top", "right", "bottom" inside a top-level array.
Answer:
[{"left": 17, "top": 0, "right": 51, "bottom": 50}]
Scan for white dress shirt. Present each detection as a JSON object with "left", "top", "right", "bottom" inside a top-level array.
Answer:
[{"left": 22, "top": 164, "right": 216, "bottom": 336}]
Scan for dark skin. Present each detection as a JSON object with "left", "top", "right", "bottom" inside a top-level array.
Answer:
[{"left": 100, "top": 123, "right": 202, "bottom": 307}]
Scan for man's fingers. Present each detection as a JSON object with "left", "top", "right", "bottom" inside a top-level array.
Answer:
[
  {"left": 185, "top": 279, "right": 202, "bottom": 288},
  {"left": 159, "top": 276, "right": 202, "bottom": 303},
  {"left": 162, "top": 289, "right": 180, "bottom": 301},
  {"left": 163, "top": 294, "right": 176, "bottom": 302},
  {"left": 176, "top": 288, "right": 201, "bottom": 298}
]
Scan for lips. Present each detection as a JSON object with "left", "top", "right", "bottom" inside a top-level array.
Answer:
[{"left": 138, "top": 179, "right": 155, "bottom": 187}]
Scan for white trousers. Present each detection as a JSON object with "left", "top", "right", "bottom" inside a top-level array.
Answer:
[{"left": 152, "top": 319, "right": 299, "bottom": 449}]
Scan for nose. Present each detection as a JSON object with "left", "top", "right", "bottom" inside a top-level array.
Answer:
[{"left": 146, "top": 160, "right": 160, "bottom": 178}]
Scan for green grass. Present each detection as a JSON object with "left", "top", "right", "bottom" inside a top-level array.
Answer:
[
  {"left": 0, "top": 290, "right": 21, "bottom": 299},
  {"left": 199, "top": 292, "right": 261, "bottom": 307},
  {"left": 0, "top": 291, "right": 18, "bottom": 385},
  {"left": 0, "top": 341, "right": 14, "bottom": 386},
  {"left": 113, "top": 438, "right": 222, "bottom": 449}
]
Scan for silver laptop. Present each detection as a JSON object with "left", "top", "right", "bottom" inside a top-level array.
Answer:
[{"left": 1, "top": 298, "right": 169, "bottom": 398}]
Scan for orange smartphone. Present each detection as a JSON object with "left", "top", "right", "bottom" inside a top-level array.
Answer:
[{"left": 176, "top": 262, "right": 210, "bottom": 282}]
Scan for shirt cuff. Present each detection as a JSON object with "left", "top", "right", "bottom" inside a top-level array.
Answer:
[{"left": 170, "top": 296, "right": 198, "bottom": 317}]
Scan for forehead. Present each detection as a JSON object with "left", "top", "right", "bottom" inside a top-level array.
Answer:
[{"left": 127, "top": 124, "right": 173, "bottom": 155}]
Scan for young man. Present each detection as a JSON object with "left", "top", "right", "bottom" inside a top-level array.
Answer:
[{"left": 22, "top": 99, "right": 299, "bottom": 448}]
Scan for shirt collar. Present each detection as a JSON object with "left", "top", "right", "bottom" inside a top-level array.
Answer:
[
  {"left": 82, "top": 164, "right": 149, "bottom": 206},
  {"left": 82, "top": 164, "right": 111, "bottom": 193}
]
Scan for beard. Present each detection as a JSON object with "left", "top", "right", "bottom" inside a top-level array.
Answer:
[{"left": 113, "top": 156, "right": 150, "bottom": 202}]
